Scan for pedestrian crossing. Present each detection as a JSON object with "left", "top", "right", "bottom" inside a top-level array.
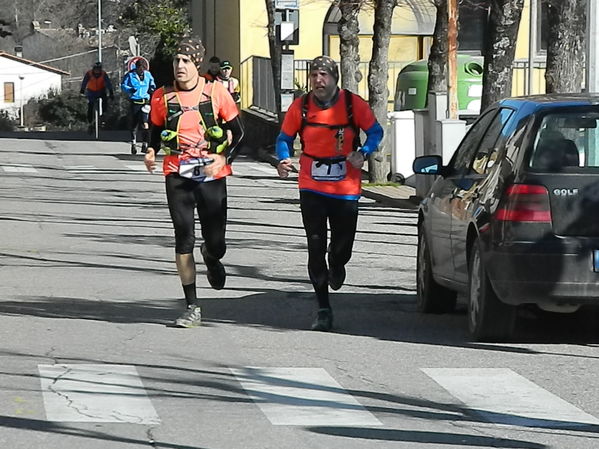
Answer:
[{"left": 35, "top": 364, "right": 598, "bottom": 430}]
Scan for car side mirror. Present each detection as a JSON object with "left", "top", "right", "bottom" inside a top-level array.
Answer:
[{"left": 413, "top": 155, "right": 443, "bottom": 175}]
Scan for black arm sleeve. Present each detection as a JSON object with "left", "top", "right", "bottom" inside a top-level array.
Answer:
[
  {"left": 149, "top": 124, "right": 164, "bottom": 153},
  {"left": 223, "top": 115, "right": 244, "bottom": 164}
]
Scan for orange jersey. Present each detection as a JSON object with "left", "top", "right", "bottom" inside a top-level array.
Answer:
[
  {"left": 150, "top": 77, "right": 239, "bottom": 179},
  {"left": 281, "top": 90, "right": 376, "bottom": 197}
]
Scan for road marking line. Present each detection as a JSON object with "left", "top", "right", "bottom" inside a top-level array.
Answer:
[
  {"left": 125, "top": 165, "right": 162, "bottom": 173},
  {"left": 38, "top": 364, "right": 160, "bottom": 424},
  {"left": 423, "top": 368, "right": 599, "bottom": 427},
  {"left": 2, "top": 165, "right": 37, "bottom": 173},
  {"left": 234, "top": 163, "right": 277, "bottom": 176},
  {"left": 230, "top": 367, "right": 382, "bottom": 426}
]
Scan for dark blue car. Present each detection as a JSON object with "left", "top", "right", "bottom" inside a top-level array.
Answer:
[{"left": 413, "top": 94, "right": 599, "bottom": 341}]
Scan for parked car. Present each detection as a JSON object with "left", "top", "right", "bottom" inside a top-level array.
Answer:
[{"left": 413, "top": 94, "right": 599, "bottom": 342}]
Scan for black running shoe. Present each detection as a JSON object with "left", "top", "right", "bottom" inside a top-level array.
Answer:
[
  {"left": 174, "top": 305, "right": 202, "bottom": 328},
  {"left": 311, "top": 308, "right": 333, "bottom": 331},
  {"left": 141, "top": 143, "right": 148, "bottom": 153},
  {"left": 201, "top": 244, "right": 226, "bottom": 290},
  {"left": 328, "top": 265, "right": 346, "bottom": 291},
  {"left": 130, "top": 143, "right": 137, "bottom": 155}
]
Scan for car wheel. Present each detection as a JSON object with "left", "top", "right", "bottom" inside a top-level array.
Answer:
[
  {"left": 468, "top": 240, "right": 516, "bottom": 342},
  {"left": 417, "top": 228, "right": 457, "bottom": 313}
]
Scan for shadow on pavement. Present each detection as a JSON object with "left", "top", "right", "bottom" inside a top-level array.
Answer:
[{"left": 0, "top": 130, "right": 129, "bottom": 142}]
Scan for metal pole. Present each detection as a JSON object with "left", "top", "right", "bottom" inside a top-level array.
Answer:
[
  {"left": 587, "top": 0, "right": 599, "bottom": 93},
  {"left": 19, "top": 75, "right": 24, "bottom": 128},
  {"left": 527, "top": 0, "right": 537, "bottom": 95},
  {"left": 447, "top": 0, "right": 459, "bottom": 119},
  {"left": 97, "top": 0, "right": 102, "bottom": 63}
]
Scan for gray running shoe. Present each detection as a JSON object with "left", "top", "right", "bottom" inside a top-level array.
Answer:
[
  {"left": 174, "top": 305, "right": 202, "bottom": 328},
  {"left": 311, "top": 308, "right": 333, "bottom": 332},
  {"left": 201, "top": 243, "right": 226, "bottom": 290}
]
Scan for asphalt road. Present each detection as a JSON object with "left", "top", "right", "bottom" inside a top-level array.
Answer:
[{"left": 1, "top": 137, "right": 599, "bottom": 449}]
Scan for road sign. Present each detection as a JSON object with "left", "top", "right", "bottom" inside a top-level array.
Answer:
[
  {"left": 275, "top": 9, "right": 299, "bottom": 45},
  {"left": 275, "top": 0, "right": 298, "bottom": 8},
  {"left": 128, "top": 36, "right": 139, "bottom": 56},
  {"left": 126, "top": 56, "right": 149, "bottom": 71}
]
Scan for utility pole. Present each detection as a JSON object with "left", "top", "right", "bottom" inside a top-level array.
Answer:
[
  {"left": 447, "top": 0, "right": 458, "bottom": 119},
  {"left": 587, "top": 0, "right": 599, "bottom": 93},
  {"left": 97, "top": 0, "right": 102, "bottom": 63}
]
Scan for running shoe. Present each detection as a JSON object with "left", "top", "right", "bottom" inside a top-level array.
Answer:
[
  {"left": 130, "top": 142, "right": 137, "bottom": 155},
  {"left": 174, "top": 305, "right": 202, "bottom": 328},
  {"left": 201, "top": 243, "right": 226, "bottom": 290},
  {"left": 328, "top": 265, "right": 346, "bottom": 291},
  {"left": 141, "top": 143, "right": 148, "bottom": 153},
  {"left": 311, "top": 308, "right": 333, "bottom": 331}
]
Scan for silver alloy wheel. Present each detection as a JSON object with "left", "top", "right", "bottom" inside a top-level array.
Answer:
[{"left": 469, "top": 247, "right": 481, "bottom": 332}]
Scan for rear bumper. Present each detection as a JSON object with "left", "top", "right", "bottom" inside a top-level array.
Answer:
[{"left": 486, "top": 241, "right": 599, "bottom": 305}]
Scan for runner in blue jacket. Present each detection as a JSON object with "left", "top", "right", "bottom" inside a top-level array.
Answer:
[{"left": 121, "top": 59, "right": 156, "bottom": 154}]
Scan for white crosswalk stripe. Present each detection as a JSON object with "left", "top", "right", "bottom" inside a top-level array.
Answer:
[
  {"left": 230, "top": 367, "right": 382, "bottom": 426},
  {"left": 423, "top": 368, "right": 599, "bottom": 427},
  {"left": 2, "top": 164, "right": 37, "bottom": 173},
  {"left": 38, "top": 364, "right": 160, "bottom": 424}
]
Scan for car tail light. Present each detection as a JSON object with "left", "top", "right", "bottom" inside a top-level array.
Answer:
[{"left": 494, "top": 184, "right": 552, "bottom": 223}]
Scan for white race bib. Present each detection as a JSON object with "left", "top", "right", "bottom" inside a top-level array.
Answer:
[
  {"left": 178, "top": 157, "right": 213, "bottom": 182},
  {"left": 311, "top": 159, "right": 347, "bottom": 181}
]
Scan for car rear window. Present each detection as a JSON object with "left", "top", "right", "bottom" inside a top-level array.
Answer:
[{"left": 529, "top": 111, "right": 599, "bottom": 172}]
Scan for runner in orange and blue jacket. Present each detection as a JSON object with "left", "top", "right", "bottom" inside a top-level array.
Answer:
[{"left": 276, "top": 56, "right": 383, "bottom": 332}]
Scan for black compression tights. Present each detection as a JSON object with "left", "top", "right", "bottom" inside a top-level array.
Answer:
[
  {"left": 165, "top": 174, "right": 227, "bottom": 259},
  {"left": 300, "top": 191, "right": 358, "bottom": 309}
]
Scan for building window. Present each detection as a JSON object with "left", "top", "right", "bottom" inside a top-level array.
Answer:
[
  {"left": 539, "top": 1, "right": 549, "bottom": 53},
  {"left": 458, "top": 0, "right": 490, "bottom": 54},
  {"left": 4, "top": 82, "right": 15, "bottom": 103}
]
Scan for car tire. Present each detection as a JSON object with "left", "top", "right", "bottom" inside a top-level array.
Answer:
[
  {"left": 417, "top": 228, "right": 457, "bottom": 313},
  {"left": 468, "top": 240, "right": 516, "bottom": 342}
]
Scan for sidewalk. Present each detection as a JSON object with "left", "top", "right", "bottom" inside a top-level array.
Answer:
[{"left": 361, "top": 183, "right": 419, "bottom": 209}]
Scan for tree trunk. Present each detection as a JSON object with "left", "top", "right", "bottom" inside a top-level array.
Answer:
[
  {"left": 480, "top": 0, "right": 524, "bottom": 111},
  {"left": 427, "top": 0, "right": 448, "bottom": 97},
  {"left": 265, "top": 0, "right": 283, "bottom": 123},
  {"left": 544, "top": 0, "right": 586, "bottom": 93},
  {"left": 338, "top": 0, "right": 363, "bottom": 92},
  {"left": 367, "top": 0, "right": 396, "bottom": 183}
]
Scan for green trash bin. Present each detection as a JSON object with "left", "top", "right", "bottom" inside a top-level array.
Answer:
[{"left": 394, "top": 54, "right": 484, "bottom": 114}]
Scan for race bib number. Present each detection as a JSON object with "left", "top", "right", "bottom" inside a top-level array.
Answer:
[
  {"left": 311, "top": 159, "right": 347, "bottom": 182},
  {"left": 178, "top": 158, "right": 213, "bottom": 182}
]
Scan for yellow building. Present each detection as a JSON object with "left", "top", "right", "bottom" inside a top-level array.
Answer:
[{"left": 192, "top": 0, "right": 546, "bottom": 112}]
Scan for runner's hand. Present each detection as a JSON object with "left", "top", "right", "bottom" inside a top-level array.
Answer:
[
  {"left": 204, "top": 153, "right": 226, "bottom": 178},
  {"left": 347, "top": 150, "right": 365, "bottom": 169},
  {"left": 144, "top": 148, "right": 156, "bottom": 173},
  {"left": 277, "top": 159, "right": 294, "bottom": 178}
]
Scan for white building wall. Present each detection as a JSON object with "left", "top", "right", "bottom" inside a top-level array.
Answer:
[{"left": 0, "top": 56, "right": 62, "bottom": 118}]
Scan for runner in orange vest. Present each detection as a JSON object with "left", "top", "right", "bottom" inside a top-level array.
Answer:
[
  {"left": 144, "top": 36, "right": 244, "bottom": 328},
  {"left": 80, "top": 62, "right": 114, "bottom": 130},
  {"left": 276, "top": 56, "right": 383, "bottom": 332}
]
